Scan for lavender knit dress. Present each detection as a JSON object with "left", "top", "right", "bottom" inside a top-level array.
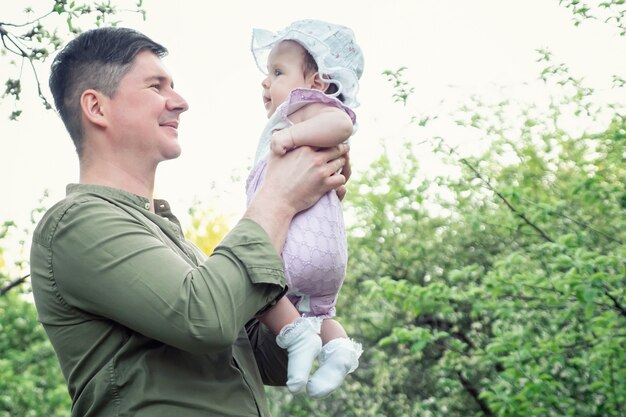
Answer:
[{"left": 246, "top": 88, "right": 356, "bottom": 318}]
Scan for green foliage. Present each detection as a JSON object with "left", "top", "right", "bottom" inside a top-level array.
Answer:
[
  {"left": 185, "top": 201, "right": 233, "bottom": 255},
  {"left": 267, "top": 58, "right": 625, "bottom": 417},
  {"left": 560, "top": 0, "right": 626, "bottom": 35},
  {"left": 382, "top": 67, "right": 415, "bottom": 106},
  {"left": 0, "top": 293, "right": 70, "bottom": 417},
  {"left": 0, "top": 192, "right": 70, "bottom": 416},
  {"left": 0, "top": 0, "right": 146, "bottom": 120}
]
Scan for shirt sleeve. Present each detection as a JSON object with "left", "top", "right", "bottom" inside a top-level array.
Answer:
[{"left": 48, "top": 198, "right": 287, "bottom": 354}]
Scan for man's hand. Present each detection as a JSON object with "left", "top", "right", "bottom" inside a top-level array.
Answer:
[
  {"left": 335, "top": 150, "right": 351, "bottom": 201},
  {"left": 244, "top": 144, "right": 349, "bottom": 252},
  {"left": 265, "top": 144, "right": 348, "bottom": 214}
]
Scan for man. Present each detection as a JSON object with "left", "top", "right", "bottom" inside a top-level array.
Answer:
[{"left": 30, "top": 27, "right": 349, "bottom": 417}]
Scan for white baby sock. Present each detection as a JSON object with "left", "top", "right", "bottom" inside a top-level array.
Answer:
[
  {"left": 306, "top": 337, "right": 363, "bottom": 398},
  {"left": 276, "top": 316, "right": 323, "bottom": 393}
]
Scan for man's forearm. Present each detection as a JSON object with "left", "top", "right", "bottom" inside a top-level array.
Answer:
[{"left": 244, "top": 187, "right": 296, "bottom": 254}]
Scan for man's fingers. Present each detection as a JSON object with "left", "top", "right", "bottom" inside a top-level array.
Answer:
[
  {"left": 318, "top": 143, "right": 349, "bottom": 161},
  {"left": 340, "top": 151, "right": 351, "bottom": 182},
  {"left": 327, "top": 173, "right": 346, "bottom": 191},
  {"left": 335, "top": 150, "right": 351, "bottom": 202},
  {"left": 331, "top": 157, "right": 346, "bottom": 174},
  {"left": 336, "top": 185, "right": 347, "bottom": 201}
]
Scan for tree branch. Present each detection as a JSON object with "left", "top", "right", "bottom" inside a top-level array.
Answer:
[
  {"left": 0, "top": 27, "right": 29, "bottom": 57},
  {"left": 460, "top": 158, "right": 554, "bottom": 243},
  {"left": 520, "top": 196, "right": 624, "bottom": 245},
  {"left": 456, "top": 371, "right": 494, "bottom": 417},
  {"left": 0, "top": 10, "right": 55, "bottom": 29},
  {"left": 414, "top": 314, "right": 476, "bottom": 350},
  {"left": 609, "top": 349, "right": 624, "bottom": 416},
  {"left": 604, "top": 289, "right": 626, "bottom": 319},
  {"left": 27, "top": 50, "right": 52, "bottom": 109},
  {"left": 0, "top": 274, "right": 30, "bottom": 296}
]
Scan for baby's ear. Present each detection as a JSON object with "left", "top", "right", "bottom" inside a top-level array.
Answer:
[{"left": 310, "top": 73, "right": 331, "bottom": 93}]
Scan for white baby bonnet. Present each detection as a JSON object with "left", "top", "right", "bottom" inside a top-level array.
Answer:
[{"left": 251, "top": 19, "right": 364, "bottom": 108}]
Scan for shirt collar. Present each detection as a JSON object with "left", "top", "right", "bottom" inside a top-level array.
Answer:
[{"left": 66, "top": 183, "right": 153, "bottom": 211}]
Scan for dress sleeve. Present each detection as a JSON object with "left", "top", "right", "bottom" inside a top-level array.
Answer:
[
  {"left": 278, "top": 88, "right": 357, "bottom": 125},
  {"left": 49, "top": 199, "right": 286, "bottom": 354}
]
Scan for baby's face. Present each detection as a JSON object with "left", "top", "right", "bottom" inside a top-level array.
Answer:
[{"left": 260, "top": 41, "right": 313, "bottom": 117}]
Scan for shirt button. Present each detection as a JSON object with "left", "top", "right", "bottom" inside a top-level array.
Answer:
[{"left": 144, "top": 203, "right": 150, "bottom": 210}]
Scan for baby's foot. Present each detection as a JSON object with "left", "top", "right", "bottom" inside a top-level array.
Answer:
[
  {"left": 306, "top": 337, "right": 363, "bottom": 398},
  {"left": 276, "top": 317, "right": 323, "bottom": 393}
]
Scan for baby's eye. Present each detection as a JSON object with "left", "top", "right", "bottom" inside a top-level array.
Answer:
[{"left": 273, "top": 69, "right": 283, "bottom": 76}]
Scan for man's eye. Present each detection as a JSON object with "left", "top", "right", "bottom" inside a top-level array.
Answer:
[{"left": 150, "top": 83, "right": 161, "bottom": 90}]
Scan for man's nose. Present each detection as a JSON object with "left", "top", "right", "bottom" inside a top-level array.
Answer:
[{"left": 168, "top": 90, "right": 189, "bottom": 113}]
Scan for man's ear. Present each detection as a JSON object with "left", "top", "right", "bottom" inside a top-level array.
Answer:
[{"left": 80, "top": 89, "right": 108, "bottom": 128}]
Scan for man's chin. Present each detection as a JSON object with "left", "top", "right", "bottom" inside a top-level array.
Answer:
[{"left": 162, "top": 145, "right": 182, "bottom": 161}]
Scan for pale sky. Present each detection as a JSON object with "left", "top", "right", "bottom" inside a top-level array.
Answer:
[{"left": 2, "top": 0, "right": 625, "bottom": 236}]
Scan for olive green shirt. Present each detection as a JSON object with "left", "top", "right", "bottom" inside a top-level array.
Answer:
[{"left": 30, "top": 184, "right": 289, "bottom": 417}]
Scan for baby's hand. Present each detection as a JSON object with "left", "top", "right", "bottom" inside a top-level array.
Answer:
[{"left": 271, "top": 128, "right": 295, "bottom": 156}]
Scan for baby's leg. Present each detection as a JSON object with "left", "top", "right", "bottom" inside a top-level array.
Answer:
[
  {"left": 307, "top": 318, "right": 363, "bottom": 398},
  {"left": 258, "top": 296, "right": 301, "bottom": 334},
  {"left": 259, "top": 297, "right": 322, "bottom": 393},
  {"left": 320, "top": 318, "right": 348, "bottom": 344}
]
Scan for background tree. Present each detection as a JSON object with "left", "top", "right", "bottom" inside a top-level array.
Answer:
[
  {"left": 0, "top": 0, "right": 145, "bottom": 120},
  {"left": 0, "top": 292, "right": 70, "bottom": 417},
  {"left": 185, "top": 201, "right": 233, "bottom": 256},
  {"left": 560, "top": 0, "right": 626, "bottom": 35},
  {"left": 266, "top": 56, "right": 625, "bottom": 417},
  {"left": 0, "top": 203, "right": 71, "bottom": 417}
]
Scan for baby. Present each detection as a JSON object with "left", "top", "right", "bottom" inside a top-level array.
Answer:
[{"left": 247, "top": 19, "right": 364, "bottom": 398}]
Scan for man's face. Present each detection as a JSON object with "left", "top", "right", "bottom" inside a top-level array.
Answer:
[{"left": 104, "top": 50, "right": 189, "bottom": 165}]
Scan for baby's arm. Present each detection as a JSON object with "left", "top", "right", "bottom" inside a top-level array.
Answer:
[{"left": 271, "top": 103, "right": 353, "bottom": 155}]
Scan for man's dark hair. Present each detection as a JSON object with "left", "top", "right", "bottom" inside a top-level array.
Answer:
[{"left": 49, "top": 27, "right": 168, "bottom": 156}]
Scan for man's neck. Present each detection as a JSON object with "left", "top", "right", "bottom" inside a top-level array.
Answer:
[{"left": 79, "top": 159, "right": 156, "bottom": 208}]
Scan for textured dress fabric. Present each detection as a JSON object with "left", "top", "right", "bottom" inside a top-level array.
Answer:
[{"left": 246, "top": 88, "right": 356, "bottom": 319}]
